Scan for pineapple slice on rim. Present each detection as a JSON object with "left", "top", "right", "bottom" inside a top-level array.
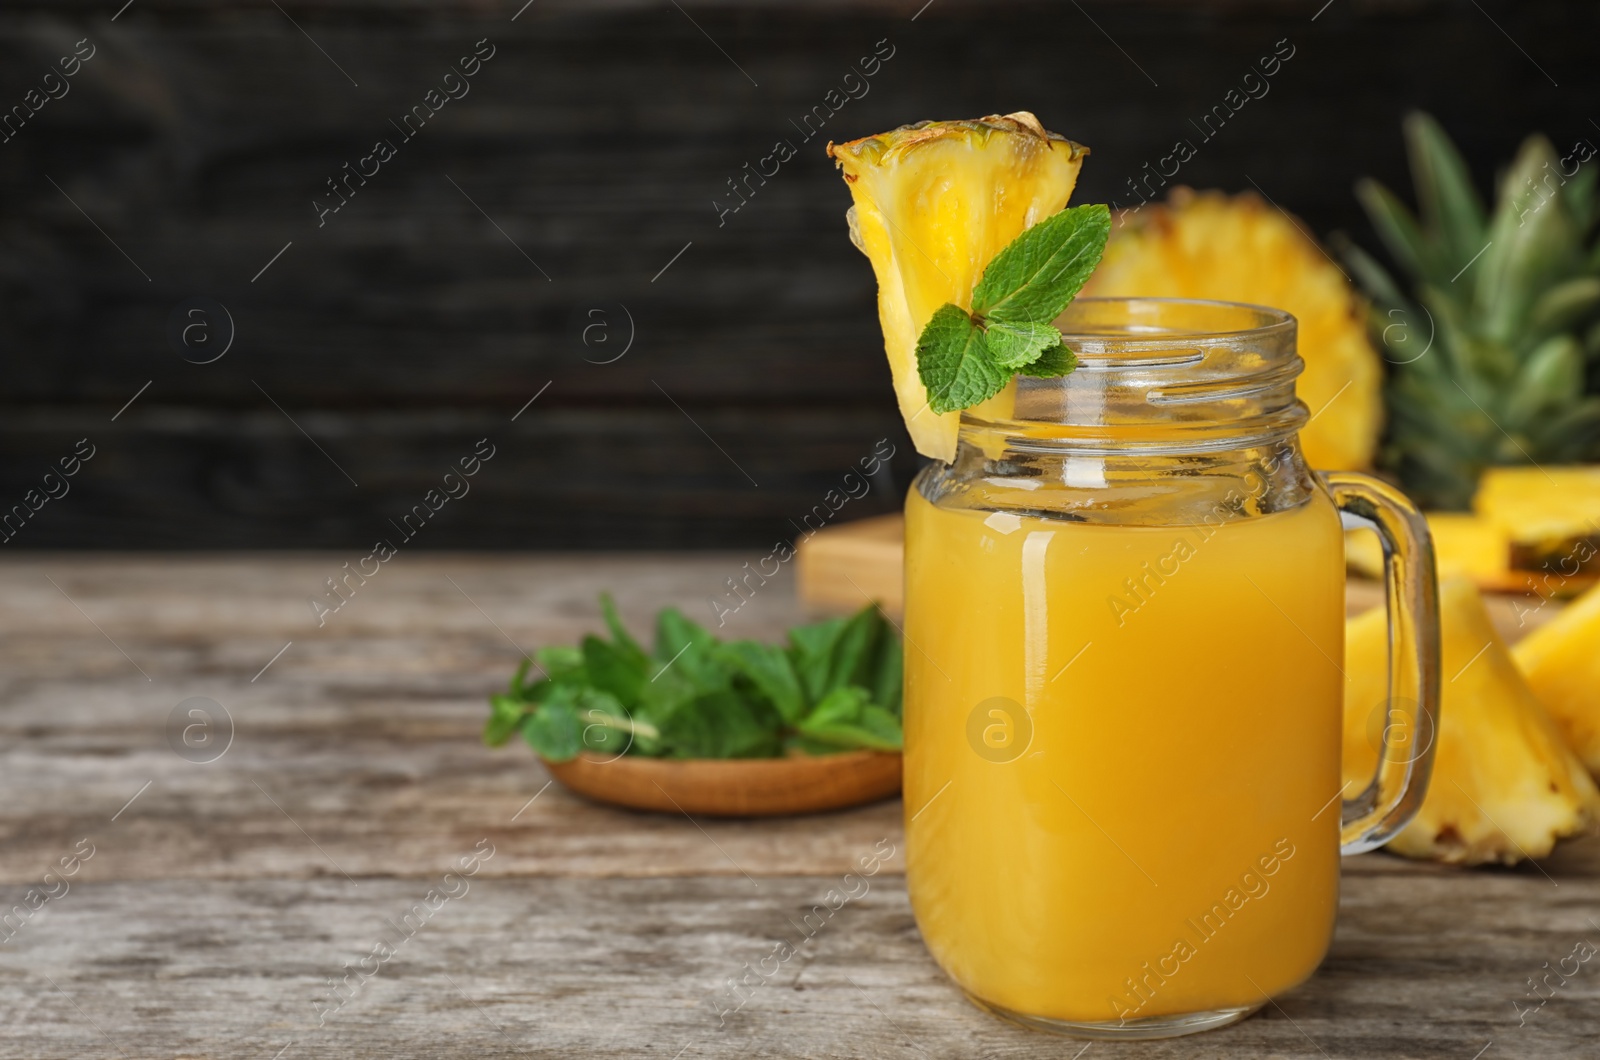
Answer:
[
  {"left": 1343, "top": 576, "right": 1599, "bottom": 865},
  {"left": 828, "top": 112, "right": 1088, "bottom": 462},
  {"left": 1083, "top": 188, "right": 1384, "bottom": 471}
]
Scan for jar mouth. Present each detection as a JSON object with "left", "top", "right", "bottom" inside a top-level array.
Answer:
[
  {"left": 1056, "top": 297, "right": 1296, "bottom": 351},
  {"left": 960, "top": 297, "right": 1307, "bottom": 456}
]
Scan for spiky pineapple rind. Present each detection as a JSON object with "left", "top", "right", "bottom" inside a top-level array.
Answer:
[{"left": 827, "top": 111, "right": 1088, "bottom": 169}]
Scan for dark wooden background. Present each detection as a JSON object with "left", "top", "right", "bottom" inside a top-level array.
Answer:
[{"left": 0, "top": 0, "right": 1594, "bottom": 549}]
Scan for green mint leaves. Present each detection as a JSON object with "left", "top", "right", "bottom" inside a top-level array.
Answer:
[
  {"left": 485, "top": 594, "right": 903, "bottom": 762},
  {"left": 970, "top": 202, "right": 1113, "bottom": 321},
  {"left": 915, "top": 305, "right": 1012, "bottom": 414},
  {"left": 916, "top": 202, "right": 1111, "bottom": 413}
]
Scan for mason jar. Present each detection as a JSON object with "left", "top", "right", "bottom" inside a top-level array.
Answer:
[{"left": 902, "top": 297, "right": 1439, "bottom": 1039}]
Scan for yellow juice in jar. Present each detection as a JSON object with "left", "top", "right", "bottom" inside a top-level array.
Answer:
[{"left": 903, "top": 486, "right": 1346, "bottom": 1024}]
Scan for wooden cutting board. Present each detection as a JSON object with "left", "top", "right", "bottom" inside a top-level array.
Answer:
[
  {"left": 795, "top": 513, "right": 906, "bottom": 617},
  {"left": 795, "top": 512, "right": 1560, "bottom": 640}
]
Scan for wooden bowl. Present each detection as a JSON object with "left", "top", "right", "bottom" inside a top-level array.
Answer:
[{"left": 541, "top": 750, "right": 902, "bottom": 817}]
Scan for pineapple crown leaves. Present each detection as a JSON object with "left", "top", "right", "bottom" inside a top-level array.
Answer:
[
  {"left": 1352, "top": 112, "right": 1600, "bottom": 349},
  {"left": 1401, "top": 111, "right": 1489, "bottom": 271},
  {"left": 915, "top": 203, "right": 1110, "bottom": 414},
  {"left": 1342, "top": 110, "right": 1600, "bottom": 509}
]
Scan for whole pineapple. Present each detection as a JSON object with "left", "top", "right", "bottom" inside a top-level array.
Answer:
[
  {"left": 1343, "top": 112, "right": 1600, "bottom": 510},
  {"left": 1085, "top": 189, "right": 1385, "bottom": 472}
]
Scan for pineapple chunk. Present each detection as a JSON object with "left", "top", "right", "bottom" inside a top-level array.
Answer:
[
  {"left": 1084, "top": 188, "right": 1383, "bottom": 471},
  {"left": 1343, "top": 577, "right": 1599, "bottom": 865},
  {"left": 1345, "top": 513, "right": 1519, "bottom": 590},
  {"left": 1429, "top": 513, "right": 1517, "bottom": 585},
  {"left": 1515, "top": 583, "right": 1600, "bottom": 776},
  {"left": 828, "top": 113, "right": 1087, "bottom": 461},
  {"left": 1474, "top": 465, "right": 1600, "bottom": 575}
]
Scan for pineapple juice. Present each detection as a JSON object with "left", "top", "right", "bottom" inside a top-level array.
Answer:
[{"left": 903, "top": 486, "right": 1346, "bottom": 1023}]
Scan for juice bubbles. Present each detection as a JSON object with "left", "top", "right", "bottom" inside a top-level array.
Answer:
[{"left": 903, "top": 485, "right": 1346, "bottom": 1026}]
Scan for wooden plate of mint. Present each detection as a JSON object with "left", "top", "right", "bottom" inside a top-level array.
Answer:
[{"left": 485, "top": 596, "right": 904, "bottom": 817}]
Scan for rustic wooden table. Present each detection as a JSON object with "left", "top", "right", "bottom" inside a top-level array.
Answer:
[{"left": 1, "top": 554, "right": 1596, "bottom": 1059}]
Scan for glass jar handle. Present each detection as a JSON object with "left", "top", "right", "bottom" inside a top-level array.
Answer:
[{"left": 1322, "top": 471, "right": 1442, "bottom": 855}]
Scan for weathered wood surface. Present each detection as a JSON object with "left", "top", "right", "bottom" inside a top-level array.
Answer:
[
  {"left": 2, "top": 554, "right": 1599, "bottom": 1058},
  {"left": 0, "top": 553, "right": 906, "bottom": 885},
  {"left": 6, "top": 871, "right": 1600, "bottom": 1060},
  {"left": 1, "top": 0, "right": 1596, "bottom": 547}
]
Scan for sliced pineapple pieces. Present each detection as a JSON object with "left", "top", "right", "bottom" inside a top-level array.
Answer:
[
  {"left": 1344, "top": 465, "right": 1600, "bottom": 595},
  {"left": 1474, "top": 465, "right": 1600, "bottom": 577},
  {"left": 1515, "top": 583, "right": 1600, "bottom": 776},
  {"left": 1344, "top": 577, "right": 1599, "bottom": 865},
  {"left": 1427, "top": 514, "right": 1520, "bottom": 587},
  {"left": 1084, "top": 187, "right": 1384, "bottom": 471},
  {"left": 1345, "top": 513, "right": 1523, "bottom": 591},
  {"left": 829, "top": 112, "right": 1087, "bottom": 461}
]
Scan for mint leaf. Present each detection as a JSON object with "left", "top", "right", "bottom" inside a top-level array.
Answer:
[
  {"left": 798, "top": 687, "right": 903, "bottom": 752},
  {"left": 845, "top": 705, "right": 905, "bottom": 751},
  {"left": 655, "top": 688, "right": 784, "bottom": 759},
  {"left": 572, "top": 688, "right": 643, "bottom": 758},
  {"left": 971, "top": 203, "right": 1111, "bottom": 326},
  {"left": 581, "top": 634, "right": 647, "bottom": 706},
  {"left": 984, "top": 318, "right": 1063, "bottom": 369},
  {"left": 520, "top": 686, "right": 653, "bottom": 761},
  {"left": 916, "top": 303, "right": 1010, "bottom": 415},
  {"left": 654, "top": 608, "right": 729, "bottom": 690},
  {"left": 1020, "top": 341, "right": 1079, "bottom": 378},
  {"left": 788, "top": 734, "right": 851, "bottom": 756},
  {"left": 487, "top": 592, "right": 907, "bottom": 761},
  {"left": 600, "top": 593, "right": 648, "bottom": 663},
  {"left": 787, "top": 604, "right": 887, "bottom": 705},
  {"left": 633, "top": 667, "right": 698, "bottom": 751},
  {"left": 485, "top": 693, "right": 528, "bottom": 747},
  {"left": 507, "top": 656, "right": 535, "bottom": 695},
  {"left": 533, "top": 645, "right": 583, "bottom": 683},
  {"left": 826, "top": 604, "right": 885, "bottom": 693},
  {"left": 871, "top": 631, "right": 903, "bottom": 717},
  {"left": 522, "top": 696, "right": 584, "bottom": 761},
  {"left": 787, "top": 615, "right": 849, "bottom": 705},
  {"left": 717, "top": 640, "right": 806, "bottom": 725},
  {"left": 800, "top": 685, "right": 873, "bottom": 726}
]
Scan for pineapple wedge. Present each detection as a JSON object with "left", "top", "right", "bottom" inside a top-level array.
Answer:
[
  {"left": 1474, "top": 465, "right": 1600, "bottom": 576},
  {"left": 828, "top": 113, "right": 1088, "bottom": 461},
  {"left": 1084, "top": 188, "right": 1384, "bottom": 471},
  {"left": 1343, "top": 577, "right": 1599, "bottom": 865},
  {"left": 1514, "top": 583, "right": 1600, "bottom": 775}
]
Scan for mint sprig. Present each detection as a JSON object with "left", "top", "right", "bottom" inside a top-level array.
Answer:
[
  {"left": 916, "top": 203, "right": 1111, "bottom": 413},
  {"left": 485, "top": 595, "right": 904, "bottom": 761}
]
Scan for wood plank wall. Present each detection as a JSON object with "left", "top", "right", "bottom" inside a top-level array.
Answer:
[{"left": 0, "top": 0, "right": 1591, "bottom": 548}]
